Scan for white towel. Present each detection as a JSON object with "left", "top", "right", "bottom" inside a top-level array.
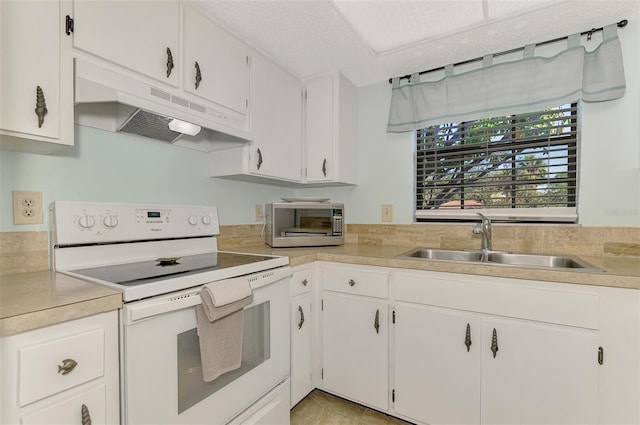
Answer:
[
  {"left": 196, "top": 278, "right": 253, "bottom": 382},
  {"left": 202, "top": 276, "right": 253, "bottom": 308}
]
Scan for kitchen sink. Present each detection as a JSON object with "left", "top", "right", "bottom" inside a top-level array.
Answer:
[
  {"left": 396, "top": 248, "right": 602, "bottom": 271},
  {"left": 486, "top": 252, "right": 601, "bottom": 271},
  {"left": 398, "top": 248, "right": 485, "bottom": 262}
]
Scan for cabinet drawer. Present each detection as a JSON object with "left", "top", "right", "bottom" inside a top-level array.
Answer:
[
  {"left": 19, "top": 328, "right": 105, "bottom": 406},
  {"left": 323, "top": 266, "right": 388, "bottom": 299},
  {"left": 291, "top": 268, "right": 313, "bottom": 297},
  {"left": 21, "top": 384, "right": 106, "bottom": 425}
]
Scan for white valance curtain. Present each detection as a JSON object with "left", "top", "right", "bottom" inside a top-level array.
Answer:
[{"left": 387, "top": 24, "right": 626, "bottom": 132}]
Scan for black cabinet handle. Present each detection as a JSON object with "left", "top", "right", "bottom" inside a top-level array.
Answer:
[
  {"left": 256, "top": 148, "right": 263, "bottom": 170},
  {"left": 491, "top": 328, "right": 499, "bottom": 358},
  {"left": 301, "top": 278, "right": 308, "bottom": 286},
  {"left": 298, "top": 306, "right": 305, "bottom": 329},
  {"left": 81, "top": 403, "right": 92, "bottom": 425},
  {"left": 322, "top": 158, "right": 327, "bottom": 177},
  {"left": 374, "top": 309, "right": 380, "bottom": 334},
  {"left": 194, "top": 61, "right": 202, "bottom": 89},
  {"left": 65, "top": 15, "right": 74, "bottom": 35},
  {"left": 348, "top": 279, "right": 356, "bottom": 287},
  {"left": 465, "top": 323, "right": 472, "bottom": 352},
  {"left": 35, "top": 86, "right": 47, "bottom": 128},
  {"left": 166, "top": 48, "right": 174, "bottom": 78}
]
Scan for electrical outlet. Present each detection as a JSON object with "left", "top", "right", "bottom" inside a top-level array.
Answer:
[
  {"left": 13, "top": 191, "right": 43, "bottom": 225},
  {"left": 255, "top": 204, "right": 264, "bottom": 222},
  {"left": 381, "top": 204, "right": 393, "bottom": 222}
]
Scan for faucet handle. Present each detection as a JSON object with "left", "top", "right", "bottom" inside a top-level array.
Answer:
[{"left": 472, "top": 223, "right": 484, "bottom": 234}]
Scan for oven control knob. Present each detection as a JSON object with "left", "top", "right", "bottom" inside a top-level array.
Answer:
[
  {"left": 202, "top": 215, "right": 212, "bottom": 225},
  {"left": 77, "top": 215, "right": 96, "bottom": 229},
  {"left": 102, "top": 215, "right": 119, "bottom": 228},
  {"left": 188, "top": 215, "right": 199, "bottom": 225}
]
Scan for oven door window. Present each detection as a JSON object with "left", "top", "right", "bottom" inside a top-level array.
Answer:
[{"left": 177, "top": 301, "right": 270, "bottom": 414}]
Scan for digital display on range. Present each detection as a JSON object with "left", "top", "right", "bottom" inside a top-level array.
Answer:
[{"left": 147, "top": 211, "right": 161, "bottom": 218}]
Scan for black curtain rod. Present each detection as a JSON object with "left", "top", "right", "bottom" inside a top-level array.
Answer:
[{"left": 388, "top": 19, "right": 628, "bottom": 84}]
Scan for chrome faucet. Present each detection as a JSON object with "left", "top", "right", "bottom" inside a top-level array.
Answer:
[{"left": 473, "top": 212, "right": 492, "bottom": 255}]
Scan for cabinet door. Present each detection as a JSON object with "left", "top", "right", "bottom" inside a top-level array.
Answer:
[
  {"left": 183, "top": 4, "right": 248, "bottom": 114},
  {"left": 394, "top": 304, "right": 481, "bottom": 425},
  {"left": 72, "top": 0, "right": 179, "bottom": 87},
  {"left": 322, "top": 292, "right": 388, "bottom": 410},
  {"left": 21, "top": 384, "right": 106, "bottom": 425},
  {"left": 481, "top": 319, "right": 598, "bottom": 425},
  {"left": 0, "top": 0, "right": 72, "bottom": 150},
  {"left": 290, "top": 293, "right": 313, "bottom": 407},
  {"left": 249, "top": 52, "right": 302, "bottom": 181},
  {"left": 305, "top": 76, "right": 334, "bottom": 182}
]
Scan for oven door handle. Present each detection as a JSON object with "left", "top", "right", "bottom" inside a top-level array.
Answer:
[{"left": 127, "top": 291, "right": 203, "bottom": 323}]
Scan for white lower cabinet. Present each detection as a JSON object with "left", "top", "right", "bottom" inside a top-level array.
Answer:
[
  {"left": 480, "top": 319, "right": 597, "bottom": 425},
  {"left": 394, "top": 305, "right": 481, "bottom": 425},
  {"left": 290, "top": 265, "right": 314, "bottom": 407},
  {"left": 395, "top": 301, "right": 598, "bottom": 425},
  {"left": 310, "top": 263, "right": 639, "bottom": 425},
  {"left": 322, "top": 293, "right": 388, "bottom": 411},
  {"left": 320, "top": 264, "right": 389, "bottom": 411},
  {"left": 0, "top": 311, "right": 119, "bottom": 425}
]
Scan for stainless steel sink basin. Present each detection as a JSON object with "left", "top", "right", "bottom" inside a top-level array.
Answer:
[
  {"left": 396, "top": 248, "right": 601, "bottom": 271},
  {"left": 486, "top": 252, "right": 601, "bottom": 271},
  {"left": 397, "top": 248, "right": 484, "bottom": 262}
]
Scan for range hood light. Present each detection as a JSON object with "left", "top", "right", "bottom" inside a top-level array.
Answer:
[{"left": 168, "top": 118, "right": 201, "bottom": 136}]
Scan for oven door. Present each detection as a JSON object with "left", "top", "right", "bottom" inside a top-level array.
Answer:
[{"left": 120, "top": 269, "right": 290, "bottom": 425}]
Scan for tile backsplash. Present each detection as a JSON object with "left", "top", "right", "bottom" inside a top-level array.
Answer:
[
  {"left": 0, "top": 231, "right": 49, "bottom": 276},
  {"left": 345, "top": 224, "right": 640, "bottom": 258},
  {"left": 2, "top": 224, "right": 638, "bottom": 276}
]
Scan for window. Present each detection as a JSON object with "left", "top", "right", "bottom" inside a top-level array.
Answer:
[{"left": 415, "top": 103, "right": 578, "bottom": 222}]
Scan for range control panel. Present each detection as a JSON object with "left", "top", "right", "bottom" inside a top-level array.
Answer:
[{"left": 52, "top": 201, "right": 220, "bottom": 245}]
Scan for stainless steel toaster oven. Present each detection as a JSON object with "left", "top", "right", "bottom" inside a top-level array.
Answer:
[{"left": 265, "top": 202, "right": 344, "bottom": 247}]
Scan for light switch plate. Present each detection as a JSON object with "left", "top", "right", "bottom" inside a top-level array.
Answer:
[{"left": 381, "top": 204, "right": 393, "bottom": 222}]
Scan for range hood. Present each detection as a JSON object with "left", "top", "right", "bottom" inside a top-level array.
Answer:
[{"left": 74, "top": 59, "right": 251, "bottom": 152}]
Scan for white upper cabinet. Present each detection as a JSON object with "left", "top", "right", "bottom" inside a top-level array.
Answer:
[
  {"left": 183, "top": 4, "right": 248, "bottom": 115},
  {"left": 209, "top": 50, "right": 303, "bottom": 184},
  {"left": 248, "top": 51, "right": 302, "bottom": 181},
  {"left": 304, "top": 71, "right": 357, "bottom": 185},
  {"left": 72, "top": 0, "right": 180, "bottom": 87},
  {"left": 0, "top": 0, "right": 74, "bottom": 154}
]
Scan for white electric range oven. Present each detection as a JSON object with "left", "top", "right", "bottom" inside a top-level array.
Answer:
[{"left": 51, "top": 201, "right": 291, "bottom": 425}]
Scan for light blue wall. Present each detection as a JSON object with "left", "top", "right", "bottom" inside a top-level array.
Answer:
[
  {"left": 298, "top": 15, "right": 640, "bottom": 227},
  {"left": 2, "top": 16, "right": 639, "bottom": 230},
  {"left": 0, "top": 125, "right": 294, "bottom": 231}
]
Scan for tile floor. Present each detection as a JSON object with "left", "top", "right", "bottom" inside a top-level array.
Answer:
[{"left": 290, "top": 390, "right": 414, "bottom": 425}]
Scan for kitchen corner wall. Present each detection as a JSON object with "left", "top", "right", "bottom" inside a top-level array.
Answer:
[
  {"left": 0, "top": 125, "right": 295, "bottom": 233},
  {"left": 297, "top": 14, "right": 640, "bottom": 228}
]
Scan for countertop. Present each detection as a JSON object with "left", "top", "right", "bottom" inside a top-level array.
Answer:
[
  {"left": 1, "top": 244, "right": 637, "bottom": 336},
  {"left": 0, "top": 271, "right": 122, "bottom": 336},
  {"left": 229, "top": 243, "right": 640, "bottom": 290}
]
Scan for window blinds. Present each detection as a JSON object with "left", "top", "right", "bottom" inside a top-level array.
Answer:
[{"left": 415, "top": 104, "right": 578, "bottom": 222}]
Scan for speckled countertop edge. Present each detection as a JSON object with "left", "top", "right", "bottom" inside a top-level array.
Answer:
[
  {"left": 2, "top": 244, "right": 637, "bottom": 336},
  {"left": 0, "top": 271, "right": 122, "bottom": 336},
  {"left": 229, "top": 243, "right": 640, "bottom": 290}
]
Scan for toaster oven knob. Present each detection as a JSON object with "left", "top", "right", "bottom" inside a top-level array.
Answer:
[
  {"left": 188, "top": 215, "right": 199, "bottom": 225},
  {"left": 77, "top": 215, "right": 96, "bottom": 229},
  {"left": 102, "top": 215, "right": 119, "bottom": 228},
  {"left": 202, "top": 215, "right": 212, "bottom": 225}
]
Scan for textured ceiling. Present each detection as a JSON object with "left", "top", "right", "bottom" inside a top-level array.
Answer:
[{"left": 196, "top": 0, "right": 639, "bottom": 87}]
